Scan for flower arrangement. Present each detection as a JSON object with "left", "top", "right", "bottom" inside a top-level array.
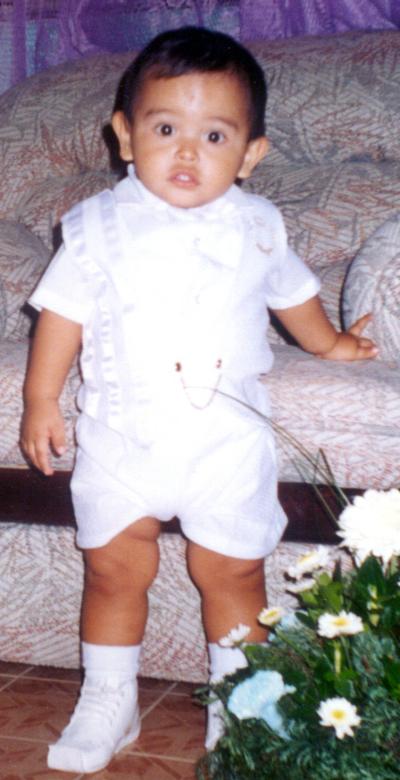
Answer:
[{"left": 197, "top": 488, "right": 400, "bottom": 780}]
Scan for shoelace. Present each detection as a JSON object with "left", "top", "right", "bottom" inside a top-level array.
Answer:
[{"left": 71, "top": 681, "right": 129, "bottom": 732}]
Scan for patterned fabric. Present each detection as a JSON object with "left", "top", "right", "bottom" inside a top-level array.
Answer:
[
  {"left": 0, "top": 221, "right": 50, "bottom": 340},
  {"left": 342, "top": 214, "right": 400, "bottom": 363},
  {"left": 265, "top": 346, "right": 400, "bottom": 489},
  {"left": 247, "top": 162, "right": 400, "bottom": 272},
  {"left": 0, "top": 521, "right": 351, "bottom": 680},
  {"left": 0, "top": 340, "right": 78, "bottom": 470},
  {"left": 0, "top": 51, "right": 125, "bottom": 224}
]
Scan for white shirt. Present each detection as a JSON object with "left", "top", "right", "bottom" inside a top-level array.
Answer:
[{"left": 30, "top": 166, "right": 320, "bottom": 437}]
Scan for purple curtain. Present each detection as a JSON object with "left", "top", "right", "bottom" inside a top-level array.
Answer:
[{"left": 1, "top": 0, "right": 399, "bottom": 94}]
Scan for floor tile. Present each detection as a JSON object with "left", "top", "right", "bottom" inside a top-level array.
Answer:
[
  {"left": 23, "top": 666, "right": 83, "bottom": 683},
  {"left": 138, "top": 677, "right": 178, "bottom": 694},
  {"left": 87, "top": 751, "right": 198, "bottom": 779},
  {"left": 136, "top": 692, "right": 205, "bottom": 760},
  {"left": 0, "top": 678, "right": 80, "bottom": 741},
  {"left": 0, "top": 661, "right": 32, "bottom": 677},
  {"left": 169, "top": 681, "right": 202, "bottom": 697},
  {"left": 0, "top": 736, "right": 81, "bottom": 779},
  {"left": 0, "top": 676, "right": 185, "bottom": 742},
  {"left": 0, "top": 670, "right": 206, "bottom": 778}
]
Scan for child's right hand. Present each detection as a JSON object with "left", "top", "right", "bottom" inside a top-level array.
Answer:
[{"left": 21, "top": 399, "right": 66, "bottom": 476}]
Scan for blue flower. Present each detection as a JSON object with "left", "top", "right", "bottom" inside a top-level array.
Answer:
[{"left": 227, "top": 670, "right": 295, "bottom": 738}]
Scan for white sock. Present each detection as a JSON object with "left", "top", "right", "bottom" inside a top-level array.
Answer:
[
  {"left": 205, "top": 643, "right": 248, "bottom": 750},
  {"left": 208, "top": 642, "right": 248, "bottom": 682},
  {"left": 81, "top": 642, "right": 141, "bottom": 682},
  {"left": 47, "top": 643, "right": 142, "bottom": 772}
]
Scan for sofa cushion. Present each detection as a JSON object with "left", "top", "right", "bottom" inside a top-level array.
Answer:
[
  {"left": 252, "top": 30, "right": 400, "bottom": 168},
  {"left": 245, "top": 160, "right": 400, "bottom": 271},
  {"left": 0, "top": 339, "right": 78, "bottom": 467},
  {"left": 342, "top": 214, "right": 400, "bottom": 363},
  {"left": 0, "top": 52, "right": 131, "bottom": 221},
  {"left": 17, "top": 171, "right": 117, "bottom": 249},
  {"left": 266, "top": 345, "right": 400, "bottom": 489},
  {"left": 0, "top": 221, "right": 51, "bottom": 340}
]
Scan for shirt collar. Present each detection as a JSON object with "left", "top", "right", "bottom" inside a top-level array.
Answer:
[{"left": 126, "top": 163, "right": 245, "bottom": 221}]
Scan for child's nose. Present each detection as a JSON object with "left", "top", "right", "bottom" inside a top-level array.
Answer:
[{"left": 176, "top": 137, "right": 198, "bottom": 161}]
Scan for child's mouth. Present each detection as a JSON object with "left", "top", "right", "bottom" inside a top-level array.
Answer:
[{"left": 171, "top": 172, "right": 198, "bottom": 187}]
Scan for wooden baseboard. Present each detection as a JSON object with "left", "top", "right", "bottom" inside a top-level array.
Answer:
[{"left": 0, "top": 468, "right": 361, "bottom": 545}]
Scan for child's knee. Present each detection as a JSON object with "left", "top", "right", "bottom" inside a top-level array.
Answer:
[
  {"left": 84, "top": 547, "right": 130, "bottom": 595},
  {"left": 188, "top": 543, "right": 265, "bottom": 594},
  {"left": 83, "top": 519, "right": 161, "bottom": 595}
]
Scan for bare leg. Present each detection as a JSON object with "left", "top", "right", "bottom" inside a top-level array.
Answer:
[
  {"left": 187, "top": 541, "right": 268, "bottom": 749},
  {"left": 48, "top": 516, "right": 161, "bottom": 774},
  {"left": 81, "top": 515, "right": 161, "bottom": 645},
  {"left": 187, "top": 541, "right": 267, "bottom": 643}
]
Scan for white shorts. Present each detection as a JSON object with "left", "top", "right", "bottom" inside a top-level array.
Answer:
[{"left": 71, "top": 379, "right": 287, "bottom": 559}]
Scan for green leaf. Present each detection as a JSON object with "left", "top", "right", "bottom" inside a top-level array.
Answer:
[
  {"left": 383, "top": 658, "right": 400, "bottom": 699},
  {"left": 316, "top": 572, "right": 333, "bottom": 588},
  {"left": 356, "top": 556, "right": 387, "bottom": 592},
  {"left": 299, "top": 590, "right": 319, "bottom": 607}
]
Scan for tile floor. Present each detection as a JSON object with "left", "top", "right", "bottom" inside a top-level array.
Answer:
[{"left": 0, "top": 661, "right": 206, "bottom": 779}]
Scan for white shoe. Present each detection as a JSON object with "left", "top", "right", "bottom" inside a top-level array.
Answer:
[
  {"left": 205, "top": 699, "right": 225, "bottom": 751},
  {"left": 48, "top": 675, "right": 140, "bottom": 773}
]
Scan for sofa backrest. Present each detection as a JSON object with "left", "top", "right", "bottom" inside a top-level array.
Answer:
[
  {"left": 1, "top": 30, "right": 399, "bottom": 250},
  {"left": 257, "top": 29, "right": 400, "bottom": 169},
  {"left": 0, "top": 29, "right": 399, "bottom": 340}
]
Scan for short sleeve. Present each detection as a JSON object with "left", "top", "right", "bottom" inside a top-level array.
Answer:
[
  {"left": 29, "top": 245, "right": 94, "bottom": 324},
  {"left": 265, "top": 246, "right": 321, "bottom": 310}
]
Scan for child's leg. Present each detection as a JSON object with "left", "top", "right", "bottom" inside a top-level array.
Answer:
[
  {"left": 81, "top": 515, "right": 161, "bottom": 645},
  {"left": 187, "top": 542, "right": 267, "bottom": 642},
  {"left": 187, "top": 542, "right": 267, "bottom": 749},
  {"left": 48, "top": 516, "right": 161, "bottom": 774}
]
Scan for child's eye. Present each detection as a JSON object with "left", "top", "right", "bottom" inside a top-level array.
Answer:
[
  {"left": 156, "top": 123, "right": 174, "bottom": 136},
  {"left": 207, "top": 130, "right": 225, "bottom": 144}
]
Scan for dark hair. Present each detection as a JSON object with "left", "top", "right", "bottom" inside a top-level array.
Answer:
[{"left": 119, "top": 26, "right": 267, "bottom": 140}]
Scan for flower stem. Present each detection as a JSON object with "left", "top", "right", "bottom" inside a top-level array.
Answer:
[
  {"left": 274, "top": 629, "right": 314, "bottom": 669},
  {"left": 333, "top": 642, "right": 342, "bottom": 676}
]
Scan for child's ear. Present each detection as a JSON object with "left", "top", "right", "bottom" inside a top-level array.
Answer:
[
  {"left": 238, "top": 136, "right": 269, "bottom": 179},
  {"left": 111, "top": 111, "right": 134, "bottom": 162}
]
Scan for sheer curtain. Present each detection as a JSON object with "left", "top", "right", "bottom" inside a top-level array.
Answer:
[{"left": 1, "top": 0, "right": 399, "bottom": 94}]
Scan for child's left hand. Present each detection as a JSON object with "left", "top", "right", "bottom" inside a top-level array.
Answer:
[{"left": 319, "top": 314, "right": 378, "bottom": 361}]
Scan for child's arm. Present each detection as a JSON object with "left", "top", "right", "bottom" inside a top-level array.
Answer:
[
  {"left": 21, "top": 309, "right": 82, "bottom": 476},
  {"left": 272, "top": 295, "right": 378, "bottom": 361}
]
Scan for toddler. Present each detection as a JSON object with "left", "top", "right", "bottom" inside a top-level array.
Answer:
[{"left": 21, "top": 25, "right": 377, "bottom": 774}]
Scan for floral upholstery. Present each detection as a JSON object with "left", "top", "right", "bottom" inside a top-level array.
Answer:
[
  {"left": 342, "top": 213, "right": 400, "bottom": 363},
  {"left": 0, "top": 222, "right": 50, "bottom": 340}
]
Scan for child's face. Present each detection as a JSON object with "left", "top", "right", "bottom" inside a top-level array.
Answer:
[{"left": 112, "top": 70, "right": 268, "bottom": 208}]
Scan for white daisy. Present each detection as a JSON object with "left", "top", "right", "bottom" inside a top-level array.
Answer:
[
  {"left": 286, "top": 578, "right": 316, "bottom": 594},
  {"left": 219, "top": 623, "right": 251, "bottom": 647},
  {"left": 258, "top": 607, "right": 285, "bottom": 627},
  {"left": 317, "top": 697, "right": 361, "bottom": 739},
  {"left": 287, "top": 546, "right": 331, "bottom": 580},
  {"left": 318, "top": 611, "right": 364, "bottom": 639},
  {"left": 338, "top": 489, "right": 400, "bottom": 567}
]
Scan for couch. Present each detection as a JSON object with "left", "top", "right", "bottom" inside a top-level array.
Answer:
[{"left": 0, "top": 28, "right": 399, "bottom": 682}]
